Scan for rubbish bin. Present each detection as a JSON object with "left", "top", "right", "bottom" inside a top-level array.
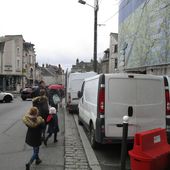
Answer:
[{"left": 129, "top": 128, "right": 170, "bottom": 170}]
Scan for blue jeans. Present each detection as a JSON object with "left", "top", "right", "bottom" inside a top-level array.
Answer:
[{"left": 30, "top": 147, "right": 39, "bottom": 163}]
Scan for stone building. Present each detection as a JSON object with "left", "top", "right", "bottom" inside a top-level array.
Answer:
[
  {"left": 0, "top": 35, "right": 24, "bottom": 91},
  {"left": 0, "top": 35, "right": 65, "bottom": 91},
  {"left": 22, "top": 41, "right": 36, "bottom": 87},
  {"left": 39, "top": 64, "right": 65, "bottom": 85},
  {"left": 99, "top": 48, "right": 110, "bottom": 73},
  {"left": 0, "top": 35, "right": 36, "bottom": 91},
  {"left": 109, "top": 33, "right": 118, "bottom": 73},
  {"left": 71, "top": 58, "right": 94, "bottom": 73}
]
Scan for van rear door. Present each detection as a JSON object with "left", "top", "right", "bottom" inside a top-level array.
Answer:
[
  {"left": 104, "top": 74, "right": 165, "bottom": 138},
  {"left": 69, "top": 79, "right": 84, "bottom": 105}
]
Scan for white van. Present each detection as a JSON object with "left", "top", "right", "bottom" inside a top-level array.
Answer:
[
  {"left": 78, "top": 73, "right": 166, "bottom": 148},
  {"left": 66, "top": 71, "right": 97, "bottom": 113}
]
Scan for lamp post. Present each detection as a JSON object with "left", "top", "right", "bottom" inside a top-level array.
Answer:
[{"left": 78, "top": 0, "right": 98, "bottom": 72}]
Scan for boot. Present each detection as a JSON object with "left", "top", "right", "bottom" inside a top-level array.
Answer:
[
  {"left": 54, "top": 133, "right": 57, "bottom": 143},
  {"left": 26, "top": 163, "right": 30, "bottom": 170},
  {"left": 35, "top": 158, "right": 42, "bottom": 165},
  {"left": 54, "top": 139, "right": 58, "bottom": 143},
  {"left": 44, "top": 138, "right": 47, "bottom": 146}
]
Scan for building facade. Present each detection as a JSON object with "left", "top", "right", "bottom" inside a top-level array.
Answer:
[
  {"left": 0, "top": 35, "right": 36, "bottom": 91},
  {"left": 0, "top": 35, "right": 23, "bottom": 91},
  {"left": 0, "top": 35, "right": 65, "bottom": 92},
  {"left": 39, "top": 64, "right": 65, "bottom": 86},
  {"left": 100, "top": 48, "right": 110, "bottom": 73},
  {"left": 109, "top": 33, "right": 118, "bottom": 73},
  {"left": 71, "top": 59, "right": 94, "bottom": 73},
  {"left": 22, "top": 42, "right": 36, "bottom": 88},
  {"left": 118, "top": 0, "right": 170, "bottom": 75}
]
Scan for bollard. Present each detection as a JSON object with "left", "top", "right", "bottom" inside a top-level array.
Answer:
[{"left": 120, "top": 115, "right": 129, "bottom": 170}]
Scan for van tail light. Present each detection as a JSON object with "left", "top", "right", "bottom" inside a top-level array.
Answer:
[
  {"left": 98, "top": 85, "right": 105, "bottom": 114},
  {"left": 164, "top": 77, "right": 170, "bottom": 115}
]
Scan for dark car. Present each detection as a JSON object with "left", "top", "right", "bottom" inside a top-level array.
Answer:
[{"left": 20, "top": 86, "right": 38, "bottom": 100}]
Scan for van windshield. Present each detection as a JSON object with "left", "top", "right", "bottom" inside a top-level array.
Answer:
[{"left": 69, "top": 79, "right": 83, "bottom": 91}]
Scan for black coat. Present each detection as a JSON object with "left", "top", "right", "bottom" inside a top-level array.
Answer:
[
  {"left": 47, "top": 114, "right": 59, "bottom": 134},
  {"left": 32, "top": 96, "right": 49, "bottom": 121},
  {"left": 23, "top": 115, "right": 45, "bottom": 147},
  {"left": 25, "top": 124, "right": 44, "bottom": 147}
]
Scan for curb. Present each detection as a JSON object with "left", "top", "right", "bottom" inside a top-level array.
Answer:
[{"left": 74, "top": 115, "right": 101, "bottom": 170}]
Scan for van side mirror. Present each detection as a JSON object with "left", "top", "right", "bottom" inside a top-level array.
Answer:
[
  {"left": 77, "top": 91, "right": 82, "bottom": 98},
  {"left": 128, "top": 106, "right": 133, "bottom": 117}
]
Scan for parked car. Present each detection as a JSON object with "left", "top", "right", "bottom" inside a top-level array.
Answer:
[
  {"left": 78, "top": 73, "right": 166, "bottom": 148},
  {"left": 20, "top": 86, "right": 38, "bottom": 100},
  {"left": 0, "top": 91, "right": 14, "bottom": 103}
]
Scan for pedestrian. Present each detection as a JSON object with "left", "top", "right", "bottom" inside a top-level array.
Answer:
[
  {"left": 48, "top": 89, "right": 61, "bottom": 110},
  {"left": 44, "top": 107, "right": 59, "bottom": 146},
  {"left": 33, "top": 80, "right": 49, "bottom": 98},
  {"left": 22, "top": 107, "right": 45, "bottom": 170},
  {"left": 32, "top": 89, "right": 49, "bottom": 140}
]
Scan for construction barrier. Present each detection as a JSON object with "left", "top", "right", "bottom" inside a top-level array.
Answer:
[{"left": 129, "top": 128, "right": 170, "bottom": 170}]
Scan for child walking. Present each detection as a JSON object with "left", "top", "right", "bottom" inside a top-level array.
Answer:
[
  {"left": 44, "top": 107, "right": 59, "bottom": 146},
  {"left": 22, "top": 107, "right": 45, "bottom": 170}
]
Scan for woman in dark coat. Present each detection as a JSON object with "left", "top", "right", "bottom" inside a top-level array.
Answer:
[
  {"left": 23, "top": 107, "right": 44, "bottom": 170},
  {"left": 32, "top": 89, "right": 49, "bottom": 140}
]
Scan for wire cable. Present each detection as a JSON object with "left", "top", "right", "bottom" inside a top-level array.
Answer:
[{"left": 101, "top": 0, "right": 131, "bottom": 24}]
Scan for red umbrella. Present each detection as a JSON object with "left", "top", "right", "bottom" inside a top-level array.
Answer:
[{"left": 48, "top": 84, "right": 64, "bottom": 90}]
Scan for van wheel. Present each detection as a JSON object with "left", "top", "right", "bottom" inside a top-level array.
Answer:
[{"left": 89, "top": 125, "right": 98, "bottom": 149}]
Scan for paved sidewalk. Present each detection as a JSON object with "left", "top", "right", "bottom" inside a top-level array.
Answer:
[{"left": 64, "top": 108, "right": 90, "bottom": 170}]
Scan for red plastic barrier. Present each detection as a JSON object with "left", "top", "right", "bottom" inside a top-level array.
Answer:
[{"left": 129, "top": 128, "right": 170, "bottom": 170}]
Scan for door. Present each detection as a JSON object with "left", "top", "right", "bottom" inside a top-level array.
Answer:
[{"left": 105, "top": 75, "right": 137, "bottom": 138}]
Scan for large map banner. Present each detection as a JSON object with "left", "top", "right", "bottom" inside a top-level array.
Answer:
[{"left": 118, "top": 0, "right": 170, "bottom": 69}]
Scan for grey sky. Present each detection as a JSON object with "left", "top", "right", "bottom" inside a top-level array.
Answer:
[{"left": 0, "top": 0, "right": 118, "bottom": 70}]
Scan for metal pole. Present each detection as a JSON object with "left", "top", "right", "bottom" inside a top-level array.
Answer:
[
  {"left": 120, "top": 116, "right": 129, "bottom": 170},
  {"left": 93, "top": 0, "right": 98, "bottom": 72}
]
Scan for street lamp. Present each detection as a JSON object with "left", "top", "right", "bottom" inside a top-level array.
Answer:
[{"left": 78, "top": 0, "right": 98, "bottom": 72}]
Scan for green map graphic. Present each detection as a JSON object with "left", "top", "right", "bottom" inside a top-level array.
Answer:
[{"left": 118, "top": 0, "right": 170, "bottom": 69}]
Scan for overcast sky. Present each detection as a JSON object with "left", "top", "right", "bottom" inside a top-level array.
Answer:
[{"left": 0, "top": 0, "right": 119, "bottom": 71}]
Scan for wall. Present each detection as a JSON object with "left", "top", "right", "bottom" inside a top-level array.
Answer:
[{"left": 118, "top": 0, "right": 170, "bottom": 70}]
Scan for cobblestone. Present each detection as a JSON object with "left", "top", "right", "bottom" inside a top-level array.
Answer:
[{"left": 64, "top": 109, "right": 90, "bottom": 170}]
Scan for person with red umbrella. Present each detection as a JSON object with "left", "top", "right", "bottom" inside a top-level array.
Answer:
[{"left": 48, "top": 84, "right": 63, "bottom": 110}]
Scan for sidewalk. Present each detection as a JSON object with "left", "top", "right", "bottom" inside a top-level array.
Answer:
[
  {"left": 64, "top": 107, "right": 90, "bottom": 170},
  {"left": 26, "top": 106, "right": 65, "bottom": 170},
  {"left": 64, "top": 104, "right": 101, "bottom": 170},
  {"left": 24, "top": 103, "right": 101, "bottom": 170}
]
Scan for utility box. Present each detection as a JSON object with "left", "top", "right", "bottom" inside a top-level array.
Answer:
[{"left": 129, "top": 128, "right": 170, "bottom": 170}]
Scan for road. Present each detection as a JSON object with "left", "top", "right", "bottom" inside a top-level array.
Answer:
[{"left": 0, "top": 97, "right": 64, "bottom": 170}]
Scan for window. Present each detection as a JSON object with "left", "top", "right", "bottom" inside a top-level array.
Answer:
[
  {"left": 17, "top": 59, "right": 20, "bottom": 68},
  {"left": 114, "top": 44, "right": 118, "bottom": 53},
  {"left": 17, "top": 47, "right": 20, "bottom": 54},
  {"left": 115, "top": 58, "right": 118, "bottom": 69}
]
